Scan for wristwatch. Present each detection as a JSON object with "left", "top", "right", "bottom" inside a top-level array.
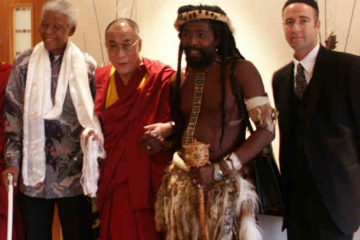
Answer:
[
  {"left": 213, "top": 163, "right": 223, "bottom": 182},
  {"left": 167, "top": 121, "right": 175, "bottom": 129}
]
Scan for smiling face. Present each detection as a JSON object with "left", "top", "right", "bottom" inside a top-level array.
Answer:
[
  {"left": 282, "top": 3, "right": 320, "bottom": 60},
  {"left": 105, "top": 20, "right": 142, "bottom": 82},
  {"left": 39, "top": 10, "right": 75, "bottom": 56},
  {"left": 180, "top": 20, "right": 219, "bottom": 70}
]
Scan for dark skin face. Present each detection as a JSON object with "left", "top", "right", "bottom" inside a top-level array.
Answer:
[
  {"left": 180, "top": 20, "right": 219, "bottom": 70},
  {"left": 39, "top": 10, "right": 75, "bottom": 55}
]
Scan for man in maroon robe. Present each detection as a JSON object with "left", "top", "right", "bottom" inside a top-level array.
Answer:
[
  {"left": 95, "top": 19, "right": 175, "bottom": 240},
  {"left": 0, "top": 62, "right": 23, "bottom": 240}
]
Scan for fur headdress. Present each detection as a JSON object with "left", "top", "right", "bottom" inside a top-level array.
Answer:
[{"left": 174, "top": 6, "right": 235, "bottom": 33}]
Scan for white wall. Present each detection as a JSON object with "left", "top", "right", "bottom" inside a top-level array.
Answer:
[{"left": 69, "top": 1, "right": 360, "bottom": 239}]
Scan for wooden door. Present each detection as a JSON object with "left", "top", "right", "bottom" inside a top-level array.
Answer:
[{"left": 0, "top": 0, "right": 46, "bottom": 63}]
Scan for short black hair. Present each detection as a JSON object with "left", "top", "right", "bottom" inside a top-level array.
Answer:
[{"left": 283, "top": 0, "right": 319, "bottom": 18}]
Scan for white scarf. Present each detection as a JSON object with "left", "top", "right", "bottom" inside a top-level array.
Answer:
[{"left": 23, "top": 41, "right": 105, "bottom": 197}]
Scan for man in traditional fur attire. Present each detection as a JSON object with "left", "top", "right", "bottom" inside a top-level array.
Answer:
[{"left": 154, "top": 4, "right": 276, "bottom": 240}]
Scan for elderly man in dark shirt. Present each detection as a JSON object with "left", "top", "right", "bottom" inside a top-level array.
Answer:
[{"left": 1, "top": 1, "right": 104, "bottom": 239}]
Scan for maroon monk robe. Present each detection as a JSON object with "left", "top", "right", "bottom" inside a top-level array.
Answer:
[
  {"left": 95, "top": 58, "right": 174, "bottom": 240},
  {"left": 0, "top": 63, "right": 24, "bottom": 240}
]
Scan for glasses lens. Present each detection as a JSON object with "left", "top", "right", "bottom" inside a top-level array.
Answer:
[{"left": 106, "top": 39, "right": 138, "bottom": 52}]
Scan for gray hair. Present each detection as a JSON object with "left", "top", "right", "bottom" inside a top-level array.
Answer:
[{"left": 42, "top": 0, "right": 79, "bottom": 27}]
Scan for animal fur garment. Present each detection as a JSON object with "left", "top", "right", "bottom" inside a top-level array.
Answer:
[{"left": 155, "top": 153, "right": 262, "bottom": 240}]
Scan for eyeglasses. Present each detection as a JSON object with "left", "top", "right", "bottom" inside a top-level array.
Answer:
[{"left": 106, "top": 39, "right": 139, "bottom": 53}]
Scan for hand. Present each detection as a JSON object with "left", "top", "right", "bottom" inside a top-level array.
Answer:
[
  {"left": 84, "top": 130, "right": 100, "bottom": 146},
  {"left": 141, "top": 132, "right": 164, "bottom": 155},
  {"left": 1, "top": 166, "right": 19, "bottom": 190},
  {"left": 144, "top": 122, "right": 173, "bottom": 139},
  {"left": 142, "top": 122, "right": 173, "bottom": 155},
  {"left": 189, "top": 164, "right": 215, "bottom": 186}
]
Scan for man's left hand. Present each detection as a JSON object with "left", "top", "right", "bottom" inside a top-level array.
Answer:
[
  {"left": 142, "top": 122, "right": 173, "bottom": 155},
  {"left": 141, "top": 132, "right": 164, "bottom": 155}
]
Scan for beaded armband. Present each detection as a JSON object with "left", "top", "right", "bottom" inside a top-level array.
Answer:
[{"left": 245, "top": 96, "right": 277, "bottom": 134}]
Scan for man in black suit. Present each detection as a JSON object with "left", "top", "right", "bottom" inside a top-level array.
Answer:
[{"left": 272, "top": 0, "right": 360, "bottom": 239}]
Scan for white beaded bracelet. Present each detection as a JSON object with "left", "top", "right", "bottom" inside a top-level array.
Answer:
[{"left": 224, "top": 152, "right": 242, "bottom": 171}]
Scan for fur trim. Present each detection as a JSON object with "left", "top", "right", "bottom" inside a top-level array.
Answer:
[{"left": 155, "top": 155, "right": 262, "bottom": 240}]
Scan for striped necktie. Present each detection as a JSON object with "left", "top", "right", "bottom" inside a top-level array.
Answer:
[{"left": 295, "top": 63, "right": 307, "bottom": 98}]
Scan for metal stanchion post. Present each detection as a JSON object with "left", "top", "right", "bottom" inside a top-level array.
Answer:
[{"left": 7, "top": 173, "right": 14, "bottom": 240}]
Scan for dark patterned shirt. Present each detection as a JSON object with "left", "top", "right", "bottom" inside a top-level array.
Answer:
[{"left": 4, "top": 48, "right": 97, "bottom": 199}]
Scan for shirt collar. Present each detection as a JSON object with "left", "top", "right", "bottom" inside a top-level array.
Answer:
[
  {"left": 49, "top": 51, "right": 63, "bottom": 64},
  {"left": 293, "top": 43, "right": 320, "bottom": 75}
]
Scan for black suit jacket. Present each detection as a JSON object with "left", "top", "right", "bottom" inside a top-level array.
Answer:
[{"left": 272, "top": 46, "right": 360, "bottom": 234}]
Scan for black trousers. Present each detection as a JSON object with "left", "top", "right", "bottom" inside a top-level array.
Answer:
[
  {"left": 286, "top": 167, "right": 354, "bottom": 240},
  {"left": 287, "top": 194, "right": 354, "bottom": 240},
  {"left": 19, "top": 193, "right": 92, "bottom": 240}
]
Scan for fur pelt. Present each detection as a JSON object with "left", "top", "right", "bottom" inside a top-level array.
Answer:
[{"left": 155, "top": 153, "right": 262, "bottom": 240}]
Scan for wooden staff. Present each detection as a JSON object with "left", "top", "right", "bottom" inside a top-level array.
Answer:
[
  {"left": 197, "top": 184, "right": 208, "bottom": 240},
  {"left": 7, "top": 173, "right": 14, "bottom": 240},
  {"left": 185, "top": 142, "right": 210, "bottom": 240}
]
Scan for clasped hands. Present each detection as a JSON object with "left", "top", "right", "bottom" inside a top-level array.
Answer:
[{"left": 141, "top": 122, "right": 173, "bottom": 155}]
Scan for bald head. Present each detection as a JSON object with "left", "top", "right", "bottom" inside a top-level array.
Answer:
[{"left": 105, "top": 18, "right": 139, "bottom": 36}]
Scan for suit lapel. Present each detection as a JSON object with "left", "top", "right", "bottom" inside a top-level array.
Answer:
[
  {"left": 278, "top": 63, "right": 293, "bottom": 136},
  {"left": 304, "top": 46, "right": 330, "bottom": 129}
]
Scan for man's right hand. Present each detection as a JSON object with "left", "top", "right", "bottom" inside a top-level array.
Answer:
[{"left": 1, "top": 166, "right": 19, "bottom": 190}]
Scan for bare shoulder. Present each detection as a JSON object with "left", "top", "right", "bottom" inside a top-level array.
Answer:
[
  {"left": 180, "top": 68, "right": 186, "bottom": 86},
  {"left": 170, "top": 68, "right": 187, "bottom": 88},
  {"left": 233, "top": 59, "right": 265, "bottom": 98}
]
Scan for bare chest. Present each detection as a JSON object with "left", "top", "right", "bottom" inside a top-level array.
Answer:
[{"left": 180, "top": 70, "right": 240, "bottom": 120}]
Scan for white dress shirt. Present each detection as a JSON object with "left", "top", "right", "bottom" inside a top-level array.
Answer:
[{"left": 293, "top": 43, "right": 320, "bottom": 84}]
